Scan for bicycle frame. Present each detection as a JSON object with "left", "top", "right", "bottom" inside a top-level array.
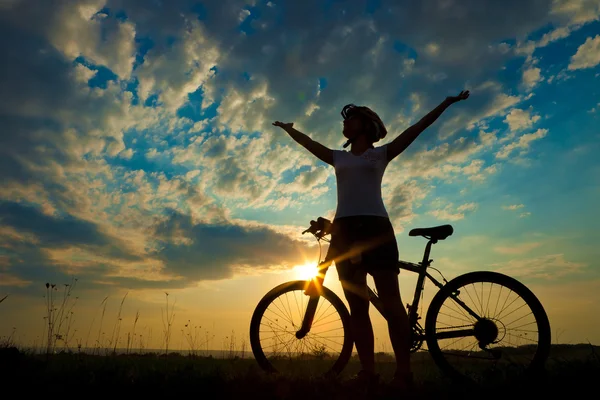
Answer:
[{"left": 297, "top": 238, "right": 483, "bottom": 342}]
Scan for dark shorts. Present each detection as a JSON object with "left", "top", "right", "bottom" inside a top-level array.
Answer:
[{"left": 325, "top": 215, "right": 399, "bottom": 281}]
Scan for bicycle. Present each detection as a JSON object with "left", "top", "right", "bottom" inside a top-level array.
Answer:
[{"left": 249, "top": 217, "right": 551, "bottom": 383}]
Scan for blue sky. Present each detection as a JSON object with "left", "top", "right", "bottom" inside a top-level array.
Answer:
[{"left": 0, "top": 0, "right": 599, "bottom": 349}]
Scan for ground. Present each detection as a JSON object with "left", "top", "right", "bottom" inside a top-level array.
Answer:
[{"left": 0, "top": 345, "right": 598, "bottom": 399}]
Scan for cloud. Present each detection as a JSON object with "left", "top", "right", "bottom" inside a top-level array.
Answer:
[
  {"left": 0, "top": 201, "right": 112, "bottom": 248},
  {"left": 502, "top": 204, "right": 525, "bottom": 210},
  {"left": 73, "top": 63, "right": 98, "bottom": 84},
  {"left": 0, "top": 199, "right": 316, "bottom": 289},
  {"left": 588, "top": 102, "right": 600, "bottom": 113},
  {"left": 522, "top": 66, "right": 543, "bottom": 89},
  {"left": 277, "top": 166, "right": 331, "bottom": 197},
  {"left": 0, "top": 274, "right": 31, "bottom": 287},
  {"left": 495, "top": 128, "right": 548, "bottom": 159},
  {"left": 551, "top": 0, "right": 600, "bottom": 25},
  {"left": 514, "top": 0, "right": 600, "bottom": 59},
  {"left": 3, "top": 0, "right": 138, "bottom": 79},
  {"left": 504, "top": 108, "right": 541, "bottom": 133},
  {"left": 151, "top": 211, "right": 310, "bottom": 280},
  {"left": 52, "top": 5, "right": 137, "bottom": 79},
  {"left": 384, "top": 180, "right": 429, "bottom": 231},
  {"left": 0, "top": 0, "right": 588, "bottom": 294},
  {"left": 568, "top": 34, "right": 600, "bottom": 70},
  {"left": 494, "top": 242, "right": 542, "bottom": 254},
  {"left": 239, "top": 9, "right": 251, "bottom": 23},
  {"left": 428, "top": 201, "right": 478, "bottom": 221},
  {"left": 468, "top": 163, "right": 498, "bottom": 182},
  {"left": 436, "top": 81, "right": 527, "bottom": 141},
  {"left": 0, "top": 201, "right": 150, "bottom": 292},
  {"left": 135, "top": 19, "right": 222, "bottom": 110},
  {"left": 501, "top": 204, "right": 531, "bottom": 218},
  {"left": 490, "top": 254, "right": 586, "bottom": 280}
]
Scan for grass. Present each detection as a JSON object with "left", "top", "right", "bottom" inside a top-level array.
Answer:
[
  {"left": 0, "top": 345, "right": 599, "bottom": 398},
  {"left": 1, "top": 280, "right": 599, "bottom": 398}
]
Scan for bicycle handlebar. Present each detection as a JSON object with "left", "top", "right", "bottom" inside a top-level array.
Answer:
[{"left": 302, "top": 217, "right": 333, "bottom": 238}]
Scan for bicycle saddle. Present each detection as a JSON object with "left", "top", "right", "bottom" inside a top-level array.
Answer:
[{"left": 409, "top": 225, "right": 453, "bottom": 240}]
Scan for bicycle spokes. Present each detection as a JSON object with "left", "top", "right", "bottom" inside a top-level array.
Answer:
[
  {"left": 438, "top": 284, "right": 538, "bottom": 352},
  {"left": 256, "top": 287, "right": 348, "bottom": 376},
  {"left": 427, "top": 273, "right": 550, "bottom": 382}
]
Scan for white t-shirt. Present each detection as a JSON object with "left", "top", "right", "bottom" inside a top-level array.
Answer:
[{"left": 332, "top": 144, "right": 390, "bottom": 219}]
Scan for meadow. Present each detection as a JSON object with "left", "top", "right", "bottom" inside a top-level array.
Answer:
[
  {"left": 0, "top": 344, "right": 598, "bottom": 399},
  {"left": 1, "top": 282, "right": 599, "bottom": 399}
]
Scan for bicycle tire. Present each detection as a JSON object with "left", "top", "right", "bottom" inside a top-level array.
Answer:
[
  {"left": 250, "top": 280, "right": 353, "bottom": 377},
  {"left": 425, "top": 271, "right": 551, "bottom": 383}
]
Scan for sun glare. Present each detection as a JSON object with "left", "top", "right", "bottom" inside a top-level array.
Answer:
[{"left": 293, "top": 263, "right": 319, "bottom": 281}]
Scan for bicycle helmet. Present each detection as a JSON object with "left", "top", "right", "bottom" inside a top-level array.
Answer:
[{"left": 341, "top": 104, "right": 387, "bottom": 148}]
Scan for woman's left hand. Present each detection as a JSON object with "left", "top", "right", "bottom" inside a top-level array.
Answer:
[{"left": 446, "top": 90, "right": 470, "bottom": 103}]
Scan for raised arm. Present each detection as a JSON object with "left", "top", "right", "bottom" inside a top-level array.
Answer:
[
  {"left": 387, "top": 90, "right": 470, "bottom": 162},
  {"left": 273, "top": 121, "right": 334, "bottom": 166}
]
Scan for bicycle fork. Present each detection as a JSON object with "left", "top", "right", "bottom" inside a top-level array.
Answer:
[
  {"left": 295, "top": 296, "right": 320, "bottom": 339},
  {"left": 296, "top": 260, "right": 330, "bottom": 339}
]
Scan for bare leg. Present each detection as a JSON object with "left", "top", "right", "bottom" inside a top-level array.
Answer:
[
  {"left": 341, "top": 276, "right": 375, "bottom": 374},
  {"left": 372, "top": 270, "right": 411, "bottom": 376}
]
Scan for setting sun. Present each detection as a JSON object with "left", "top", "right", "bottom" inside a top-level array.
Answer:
[{"left": 293, "top": 262, "right": 320, "bottom": 281}]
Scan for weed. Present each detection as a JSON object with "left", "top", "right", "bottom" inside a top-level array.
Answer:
[
  {"left": 126, "top": 310, "right": 140, "bottom": 354},
  {"left": 0, "top": 327, "right": 16, "bottom": 348},
  {"left": 161, "top": 292, "right": 176, "bottom": 354},
  {"left": 109, "top": 292, "right": 128, "bottom": 354},
  {"left": 42, "top": 278, "right": 78, "bottom": 354},
  {"left": 94, "top": 296, "right": 109, "bottom": 354}
]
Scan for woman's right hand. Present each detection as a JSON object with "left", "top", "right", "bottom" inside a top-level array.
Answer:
[{"left": 272, "top": 121, "right": 294, "bottom": 130}]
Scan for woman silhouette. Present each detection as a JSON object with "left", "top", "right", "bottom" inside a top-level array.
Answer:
[{"left": 273, "top": 90, "right": 470, "bottom": 390}]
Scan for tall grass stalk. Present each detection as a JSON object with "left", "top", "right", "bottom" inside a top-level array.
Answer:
[
  {"left": 94, "top": 297, "right": 109, "bottom": 355},
  {"left": 110, "top": 292, "right": 128, "bottom": 354},
  {"left": 126, "top": 311, "right": 140, "bottom": 354},
  {"left": 85, "top": 296, "right": 108, "bottom": 352},
  {"left": 1, "top": 327, "right": 16, "bottom": 348},
  {"left": 161, "top": 292, "right": 176, "bottom": 354},
  {"left": 227, "top": 330, "right": 236, "bottom": 359},
  {"left": 43, "top": 278, "right": 78, "bottom": 354},
  {"left": 240, "top": 337, "right": 246, "bottom": 359},
  {"left": 54, "top": 278, "right": 78, "bottom": 350}
]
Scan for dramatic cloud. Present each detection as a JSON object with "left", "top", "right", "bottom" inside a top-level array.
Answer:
[
  {"left": 0, "top": 0, "right": 594, "bottom": 294},
  {"left": 151, "top": 211, "right": 309, "bottom": 280}
]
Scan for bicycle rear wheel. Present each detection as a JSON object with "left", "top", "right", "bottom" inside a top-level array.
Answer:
[
  {"left": 250, "top": 280, "right": 353, "bottom": 377},
  {"left": 425, "top": 271, "right": 551, "bottom": 383}
]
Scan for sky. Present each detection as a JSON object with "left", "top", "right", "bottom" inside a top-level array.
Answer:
[{"left": 0, "top": 0, "right": 599, "bottom": 352}]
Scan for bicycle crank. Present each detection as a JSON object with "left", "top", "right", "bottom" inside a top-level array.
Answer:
[{"left": 410, "top": 324, "right": 425, "bottom": 352}]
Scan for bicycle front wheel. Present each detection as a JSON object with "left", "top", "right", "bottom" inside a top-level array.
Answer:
[
  {"left": 249, "top": 280, "right": 353, "bottom": 377},
  {"left": 425, "top": 271, "right": 551, "bottom": 383}
]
